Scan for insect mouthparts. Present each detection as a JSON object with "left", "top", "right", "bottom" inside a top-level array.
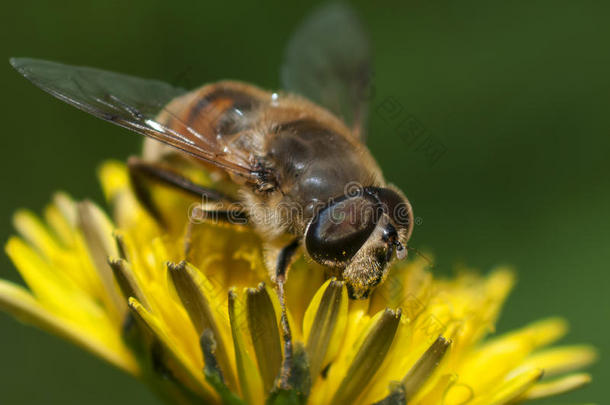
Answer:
[{"left": 395, "top": 241, "right": 407, "bottom": 260}]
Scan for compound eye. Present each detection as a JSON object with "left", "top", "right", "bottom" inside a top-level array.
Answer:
[
  {"left": 367, "top": 187, "right": 413, "bottom": 239},
  {"left": 305, "top": 196, "right": 378, "bottom": 265}
]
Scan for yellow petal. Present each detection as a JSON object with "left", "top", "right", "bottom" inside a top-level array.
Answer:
[
  {"left": 475, "top": 368, "right": 543, "bottom": 405},
  {"left": 364, "top": 335, "right": 451, "bottom": 404},
  {"left": 98, "top": 160, "right": 130, "bottom": 201},
  {"left": 5, "top": 237, "right": 101, "bottom": 320},
  {"left": 330, "top": 308, "right": 402, "bottom": 405},
  {"left": 441, "top": 377, "right": 475, "bottom": 405},
  {"left": 0, "top": 280, "right": 138, "bottom": 375},
  {"left": 44, "top": 195, "right": 76, "bottom": 246},
  {"left": 312, "top": 299, "right": 370, "bottom": 403},
  {"left": 303, "top": 279, "right": 348, "bottom": 382},
  {"left": 521, "top": 373, "right": 592, "bottom": 400},
  {"left": 414, "top": 373, "right": 458, "bottom": 404},
  {"left": 402, "top": 336, "right": 451, "bottom": 400},
  {"left": 285, "top": 258, "right": 326, "bottom": 331},
  {"left": 77, "top": 201, "right": 125, "bottom": 321},
  {"left": 360, "top": 316, "right": 416, "bottom": 403},
  {"left": 168, "top": 261, "right": 237, "bottom": 391},
  {"left": 52, "top": 192, "right": 78, "bottom": 229},
  {"left": 522, "top": 345, "right": 597, "bottom": 377},
  {"left": 245, "top": 283, "right": 282, "bottom": 394},
  {"left": 127, "top": 297, "right": 214, "bottom": 401},
  {"left": 108, "top": 257, "right": 151, "bottom": 310},
  {"left": 13, "top": 210, "right": 61, "bottom": 258},
  {"left": 228, "top": 289, "right": 264, "bottom": 405},
  {"left": 510, "top": 317, "right": 569, "bottom": 348},
  {"left": 456, "top": 317, "right": 568, "bottom": 392}
]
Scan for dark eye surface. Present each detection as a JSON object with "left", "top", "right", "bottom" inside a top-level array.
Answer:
[
  {"left": 366, "top": 187, "right": 412, "bottom": 228},
  {"left": 305, "top": 196, "right": 377, "bottom": 265}
]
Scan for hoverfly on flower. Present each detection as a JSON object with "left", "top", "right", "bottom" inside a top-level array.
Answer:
[
  {"left": 4, "top": 3, "right": 596, "bottom": 405},
  {"left": 11, "top": 2, "right": 412, "bottom": 302}
]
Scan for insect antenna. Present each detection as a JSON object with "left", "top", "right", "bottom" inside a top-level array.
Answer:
[{"left": 406, "top": 245, "right": 434, "bottom": 267}]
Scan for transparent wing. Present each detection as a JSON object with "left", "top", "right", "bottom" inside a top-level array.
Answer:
[
  {"left": 281, "top": 3, "right": 372, "bottom": 141},
  {"left": 10, "top": 58, "right": 257, "bottom": 178}
]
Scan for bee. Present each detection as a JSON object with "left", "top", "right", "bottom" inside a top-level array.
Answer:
[{"left": 10, "top": 3, "right": 413, "bottom": 302}]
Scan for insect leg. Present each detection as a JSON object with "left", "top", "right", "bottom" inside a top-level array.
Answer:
[
  {"left": 274, "top": 239, "right": 300, "bottom": 388},
  {"left": 127, "top": 156, "right": 233, "bottom": 226},
  {"left": 184, "top": 204, "right": 249, "bottom": 260}
]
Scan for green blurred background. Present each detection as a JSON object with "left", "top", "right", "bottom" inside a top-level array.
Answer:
[{"left": 1, "top": 1, "right": 608, "bottom": 403}]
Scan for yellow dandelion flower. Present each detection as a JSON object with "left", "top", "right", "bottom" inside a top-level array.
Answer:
[{"left": 0, "top": 161, "right": 596, "bottom": 405}]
